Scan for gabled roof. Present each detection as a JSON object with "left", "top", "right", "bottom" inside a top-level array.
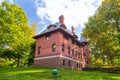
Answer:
[
  {"left": 33, "top": 23, "right": 88, "bottom": 46},
  {"left": 33, "top": 24, "right": 76, "bottom": 39}
]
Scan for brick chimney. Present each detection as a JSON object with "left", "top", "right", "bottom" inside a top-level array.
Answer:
[
  {"left": 59, "top": 15, "right": 64, "bottom": 25},
  {"left": 71, "top": 26, "right": 75, "bottom": 35}
]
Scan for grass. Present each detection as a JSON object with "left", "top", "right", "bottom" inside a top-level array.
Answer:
[{"left": 0, "top": 67, "right": 120, "bottom": 80}]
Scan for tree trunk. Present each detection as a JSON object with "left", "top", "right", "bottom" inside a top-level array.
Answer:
[
  {"left": 110, "top": 56, "right": 114, "bottom": 66},
  {"left": 107, "top": 55, "right": 111, "bottom": 65},
  {"left": 17, "top": 57, "right": 21, "bottom": 67},
  {"left": 102, "top": 54, "right": 106, "bottom": 64},
  {"left": 102, "top": 58, "right": 105, "bottom": 64}
]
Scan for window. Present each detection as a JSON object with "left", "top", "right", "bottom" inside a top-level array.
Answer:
[
  {"left": 68, "top": 61, "right": 71, "bottom": 66},
  {"left": 86, "top": 51, "right": 89, "bottom": 54},
  {"left": 68, "top": 47, "right": 70, "bottom": 54},
  {"left": 62, "top": 44, "right": 65, "bottom": 52},
  {"left": 80, "top": 64, "right": 82, "bottom": 68},
  {"left": 79, "top": 64, "right": 81, "bottom": 68},
  {"left": 77, "top": 63, "right": 78, "bottom": 68},
  {"left": 38, "top": 47, "right": 41, "bottom": 54},
  {"left": 63, "top": 60, "right": 65, "bottom": 66},
  {"left": 72, "top": 49, "right": 74, "bottom": 57},
  {"left": 46, "top": 34, "right": 50, "bottom": 40},
  {"left": 52, "top": 43, "right": 56, "bottom": 52},
  {"left": 78, "top": 64, "right": 80, "bottom": 68},
  {"left": 76, "top": 51, "right": 77, "bottom": 58},
  {"left": 78, "top": 52, "right": 80, "bottom": 59},
  {"left": 80, "top": 54, "right": 82, "bottom": 60},
  {"left": 72, "top": 40, "right": 75, "bottom": 44},
  {"left": 86, "top": 59, "right": 89, "bottom": 64}
]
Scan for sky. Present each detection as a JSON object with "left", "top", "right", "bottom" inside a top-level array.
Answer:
[{"left": 0, "top": 0, "right": 103, "bottom": 38}]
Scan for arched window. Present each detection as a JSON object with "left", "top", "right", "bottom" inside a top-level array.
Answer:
[{"left": 52, "top": 43, "right": 56, "bottom": 52}]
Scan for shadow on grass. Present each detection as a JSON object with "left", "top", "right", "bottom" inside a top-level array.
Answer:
[{"left": 0, "top": 68, "right": 52, "bottom": 80}]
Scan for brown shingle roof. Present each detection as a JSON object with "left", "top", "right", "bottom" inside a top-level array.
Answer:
[{"left": 33, "top": 24, "right": 88, "bottom": 45}]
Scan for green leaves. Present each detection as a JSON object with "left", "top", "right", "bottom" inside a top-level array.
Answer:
[
  {"left": 0, "top": 1, "right": 36, "bottom": 67},
  {"left": 82, "top": 0, "right": 120, "bottom": 65}
]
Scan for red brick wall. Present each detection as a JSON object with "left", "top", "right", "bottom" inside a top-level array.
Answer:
[
  {"left": 35, "top": 32, "right": 62, "bottom": 58},
  {"left": 58, "top": 32, "right": 81, "bottom": 60},
  {"left": 34, "top": 31, "right": 90, "bottom": 69},
  {"left": 83, "top": 44, "right": 90, "bottom": 67}
]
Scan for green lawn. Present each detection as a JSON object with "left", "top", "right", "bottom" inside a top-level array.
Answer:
[{"left": 0, "top": 67, "right": 120, "bottom": 80}]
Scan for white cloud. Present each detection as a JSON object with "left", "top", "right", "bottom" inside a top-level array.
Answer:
[
  {"left": 35, "top": 0, "right": 102, "bottom": 30},
  {"left": 0, "top": 0, "right": 4, "bottom": 4},
  {"left": 0, "top": 0, "right": 14, "bottom": 4},
  {"left": 9, "top": 0, "right": 14, "bottom": 4}
]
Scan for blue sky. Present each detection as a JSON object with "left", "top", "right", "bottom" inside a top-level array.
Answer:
[{"left": 0, "top": 0, "right": 102, "bottom": 39}]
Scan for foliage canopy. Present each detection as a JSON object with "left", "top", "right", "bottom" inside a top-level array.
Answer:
[
  {"left": 0, "top": 1, "right": 36, "bottom": 67},
  {"left": 82, "top": 0, "right": 120, "bottom": 65}
]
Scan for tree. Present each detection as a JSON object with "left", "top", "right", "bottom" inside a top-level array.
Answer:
[
  {"left": 82, "top": 0, "right": 120, "bottom": 65},
  {"left": 0, "top": 1, "right": 35, "bottom": 67},
  {"left": 26, "top": 22, "right": 37, "bottom": 67}
]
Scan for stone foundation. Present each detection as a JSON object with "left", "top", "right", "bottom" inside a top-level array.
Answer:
[{"left": 34, "top": 56, "right": 82, "bottom": 70}]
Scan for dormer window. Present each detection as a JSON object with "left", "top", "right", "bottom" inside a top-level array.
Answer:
[
  {"left": 47, "top": 25, "right": 56, "bottom": 29},
  {"left": 46, "top": 34, "right": 50, "bottom": 40},
  {"left": 60, "top": 24, "right": 67, "bottom": 29}
]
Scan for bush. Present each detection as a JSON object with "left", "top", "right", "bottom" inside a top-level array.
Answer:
[
  {"left": 83, "top": 66, "right": 120, "bottom": 74},
  {"left": 0, "top": 58, "right": 8, "bottom": 67},
  {"left": 0, "top": 58, "right": 16, "bottom": 67}
]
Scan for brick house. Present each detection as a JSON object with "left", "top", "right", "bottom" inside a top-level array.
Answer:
[{"left": 33, "top": 15, "right": 90, "bottom": 70}]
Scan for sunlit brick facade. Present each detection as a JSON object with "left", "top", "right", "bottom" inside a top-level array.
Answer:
[{"left": 33, "top": 15, "right": 90, "bottom": 70}]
